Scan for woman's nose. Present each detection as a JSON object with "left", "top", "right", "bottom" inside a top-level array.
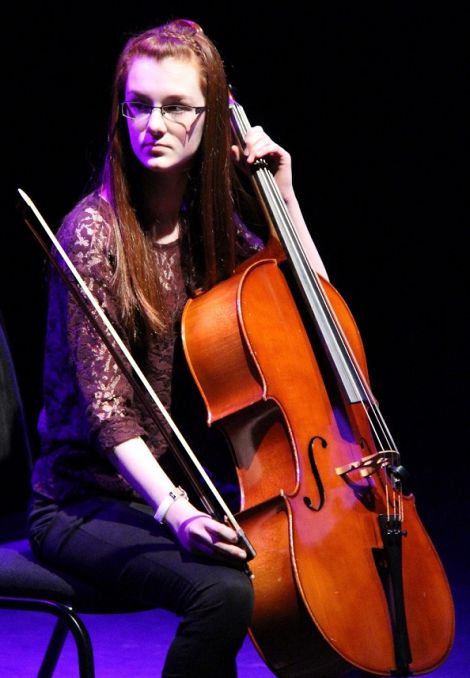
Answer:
[{"left": 147, "top": 107, "right": 167, "bottom": 133}]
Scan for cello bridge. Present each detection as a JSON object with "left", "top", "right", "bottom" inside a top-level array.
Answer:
[{"left": 335, "top": 450, "right": 400, "bottom": 479}]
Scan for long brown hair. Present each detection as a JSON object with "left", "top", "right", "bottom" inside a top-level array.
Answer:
[{"left": 102, "top": 19, "right": 237, "bottom": 336}]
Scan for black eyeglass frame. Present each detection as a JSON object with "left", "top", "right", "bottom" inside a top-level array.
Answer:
[{"left": 121, "top": 102, "right": 207, "bottom": 120}]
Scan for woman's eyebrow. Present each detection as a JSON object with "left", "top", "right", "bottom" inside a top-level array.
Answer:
[
  {"left": 125, "top": 89, "right": 192, "bottom": 102},
  {"left": 125, "top": 90, "right": 152, "bottom": 101}
]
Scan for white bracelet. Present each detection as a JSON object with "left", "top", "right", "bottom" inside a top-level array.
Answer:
[{"left": 154, "top": 487, "right": 189, "bottom": 524}]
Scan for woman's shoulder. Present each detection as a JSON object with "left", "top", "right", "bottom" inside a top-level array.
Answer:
[{"left": 58, "top": 192, "right": 116, "bottom": 253}]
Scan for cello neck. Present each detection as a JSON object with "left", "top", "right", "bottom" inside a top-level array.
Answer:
[{"left": 229, "top": 97, "right": 373, "bottom": 406}]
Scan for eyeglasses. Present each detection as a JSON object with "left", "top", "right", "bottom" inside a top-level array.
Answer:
[{"left": 121, "top": 101, "right": 206, "bottom": 125}]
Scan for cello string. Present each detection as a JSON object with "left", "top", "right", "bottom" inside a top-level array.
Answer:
[
  {"left": 231, "top": 103, "right": 378, "bottom": 419},
  {"left": 258, "top": 168, "right": 398, "bottom": 452},
  {"left": 261, "top": 172, "right": 403, "bottom": 519},
  {"left": 230, "top": 101, "right": 402, "bottom": 515},
  {"left": 259, "top": 170, "right": 403, "bottom": 518}
]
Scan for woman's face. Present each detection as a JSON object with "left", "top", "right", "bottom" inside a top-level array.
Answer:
[{"left": 124, "top": 55, "right": 206, "bottom": 175}]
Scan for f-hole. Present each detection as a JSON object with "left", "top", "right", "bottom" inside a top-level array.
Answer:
[{"left": 304, "top": 436, "right": 327, "bottom": 512}]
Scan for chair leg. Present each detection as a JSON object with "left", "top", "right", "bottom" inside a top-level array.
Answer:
[
  {"left": 37, "top": 618, "right": 69, "bottom": 678},
  {"left": 0, "top": 596, "right": 95, "bottom": 678}
]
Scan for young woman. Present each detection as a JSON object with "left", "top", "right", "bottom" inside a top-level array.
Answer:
[{"left": 28, "top": 19, "right": 327, "bottom": 677}]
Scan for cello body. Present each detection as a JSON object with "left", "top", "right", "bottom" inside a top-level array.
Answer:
[{"left": 181, "top": 246, "right": 454, "bottom": 677}]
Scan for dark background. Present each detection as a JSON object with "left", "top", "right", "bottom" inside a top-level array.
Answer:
[{"left": 1, "top": 3, "right": 467, "bottom": 579}]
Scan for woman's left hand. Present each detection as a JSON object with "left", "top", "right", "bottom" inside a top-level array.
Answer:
[{"left": 231, "top": 126, "right": 295, "bottom": 203}]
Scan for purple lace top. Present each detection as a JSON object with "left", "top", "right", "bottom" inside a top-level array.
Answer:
[{"left": 31, "top": 193, "right": 263, "bottom": 502}]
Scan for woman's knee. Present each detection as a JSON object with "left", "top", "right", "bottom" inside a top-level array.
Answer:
[{"left": 195, "top": 568, "right": 254, "bottom": 629}]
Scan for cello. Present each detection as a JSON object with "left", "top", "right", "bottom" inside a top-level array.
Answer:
[{"left": 181, "top": 97, "right": 455, "bottom": 677}]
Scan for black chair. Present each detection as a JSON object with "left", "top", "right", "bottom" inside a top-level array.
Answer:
[{"left": 0, "top": 314, "right": 149, "bottom": 677}]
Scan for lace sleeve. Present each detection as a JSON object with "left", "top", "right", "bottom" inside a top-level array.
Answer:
[{"left": 58, "top": 201, "right": 146, "bottom": 453}]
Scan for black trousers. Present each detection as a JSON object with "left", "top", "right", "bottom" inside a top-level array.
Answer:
[{"left": 28, "top": 494, "right": 254, "bottom": 677}]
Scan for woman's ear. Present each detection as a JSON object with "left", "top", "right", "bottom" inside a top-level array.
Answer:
[{"left": 231, "top": 144, "right": 241, "bottom": 162}]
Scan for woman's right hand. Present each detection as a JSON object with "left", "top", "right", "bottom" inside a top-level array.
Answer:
[
  {"left": 110, "top": 439, "right": 247, "bottom": 563},
  {"left": 164, "top": 499, "right": 248, "bottom": 563}
]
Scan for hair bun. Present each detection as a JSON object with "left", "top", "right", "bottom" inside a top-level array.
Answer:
[{"left": 166, "top": 19, "right": 205, "bottom": 36}]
